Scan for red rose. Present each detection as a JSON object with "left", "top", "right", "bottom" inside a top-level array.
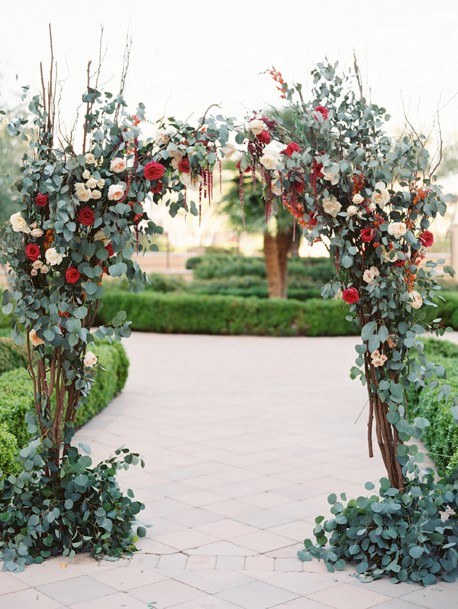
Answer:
[
  {"left": 342, "top": 287, "right": 359, "bottom": 304},
  {"left": 65, "top": 266, "right": 81, "bottom": 284},
  {"left": 177, "top": 158, "right": 190, "bottom": 173},
  {"left": 25, "top": 243, "right": 41, "bottom": 261},
  {"left": 314, "top": 106, "right": 329, "bottom": 120},
  {"left": 105, "top": 243, "right": 115, "bottom": 257},
  {"left": 144, "top": 161, "right": 166, "bottom": 180},
  {"left": 308, "top": 212, "right": 318, "bottom": 228},
  {"left": 257, "top": 130, "right": 271, "bottom": 145},
  {"left": 292, "top": 180, "right": 305, "bottom": 194},
  {"left": 419, "top": 230, "right": 434, "bottom": 248},
  {"left": 77, "top": 206, "right": 95, "bottom": 226},
  {"left": 283, "top": 142, "right": 302, "bottom": 157},
  {"left": 35, "top": 193, "right": 49, "bottom": 208},
  {"left": 150, "top": 180, "right": 163, "bottom": 193},
  {"left": 361, "top": 227, "right": 376, "bottom": 243},
  {"left": 393, "top": 260, "right": 406, "bottom": 268}
]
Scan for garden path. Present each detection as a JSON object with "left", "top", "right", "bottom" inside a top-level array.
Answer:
[{"left": 1, "top": 333, "right": 457, "bottom": 609}]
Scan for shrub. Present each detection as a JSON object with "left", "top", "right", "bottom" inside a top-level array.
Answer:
[
  {"left": 0, "top": 337, "right": 27, "bottom": 374},
  {"left": 409, "top": 338, "right": 458, "bottom": 472},
  {"left": 0, "top": 427, "right": 19, "bottom": 477},
  {"left": 0, "top": 341, "right": 129, "bottom": 475},
  {"left": 98, "top": 291, "right": 358, "bottom": 337}
]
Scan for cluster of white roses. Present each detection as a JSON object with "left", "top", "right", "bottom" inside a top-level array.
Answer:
[
  {"left": 30, "top": 259, "right": 48, "bottom": 276},
  {"left": 371, "top": 349, "right": 388, "bottom": 368},
  {"left": 74, "top": 154, "right": 128, "bottom": 203}
]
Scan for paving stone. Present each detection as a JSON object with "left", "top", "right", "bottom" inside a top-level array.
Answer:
[
  {"left": 37, "top": 575, "right": 117, "bottom": 605},
  {"left": 217, "top": 580, "right": 298, "bottom": 608}
]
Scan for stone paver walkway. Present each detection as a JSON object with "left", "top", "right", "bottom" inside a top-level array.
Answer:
[{"left": 1, "top": 333, "right": 457, "bottom": 608}]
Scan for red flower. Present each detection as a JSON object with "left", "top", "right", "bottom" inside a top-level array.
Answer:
[
  {"left": 35, "top": 193, "right": 49, "bottom": 208},
  {"left": 150, "top": 180, "right": 163, "bottom": 193},
  {"left": 144, "top": 161, "right": 166, "bottom": 180},
  {"left": 393, "top": 260, "right": 406, "bottom": 268},
  {"left": 257, "top": 130, "right": 271, "bottom": 145},
  {"left": 177, "top": 158, "right": 190, "bottom": 173},
  {"left": 419, "top": 230, "right": 434, "bottom": 248},
  {"left": 25, "top": 243, "right": 41, "bottom": 261},
  {"left": 314, "top": 106, "right": 329, "bottom": 120},
  {"left": 361, "top": 227, "right": 376, "bottom": 243},
  {"left": 65, "top": 266, "right": 81, "bottom": 284},
  {"left": 342, "top": 287, "right": 359, "bottom": 304},
  {"left": 77, "top": 206, "right": 95, "bottom": 226},
  {"left": 292, "top": 180, "right": 305, "bottom": 194},
  {"left": 105, "top": 243, "right": 115, "bottom": 257},
  {"left": 283, "top": 142, "right": 302, "bottom": 157},
  {"left": 308, "top": 212, "right": 318, "bottom": 228}
]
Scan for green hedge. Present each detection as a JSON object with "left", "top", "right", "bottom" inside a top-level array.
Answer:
[
  {"left": 0, "top": 337, "right": 27, "bottom": 374},
  {"left": 0, "top": 340, "right": 129, "bottom": 476},
  {"left": 410, "top": 338, "right": 458, "bottom": 472},
  {"left": 98, "top": 291, "right": 357, "bottom": 336}
]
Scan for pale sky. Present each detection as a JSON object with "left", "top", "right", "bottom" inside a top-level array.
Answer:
[{"left": 1, "top": 0, "right": 457, "bottom": 147}]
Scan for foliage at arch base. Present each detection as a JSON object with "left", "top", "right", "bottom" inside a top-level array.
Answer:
[
  {"left": 0, "top": 76, "right": 230, "bottom": 571},
  {"left": 235, "top": 64, "right": 457, "bottom": 584}
]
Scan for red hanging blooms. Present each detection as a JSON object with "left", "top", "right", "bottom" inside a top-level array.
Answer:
[
  {"left": 342, "top": 287, "right": 359, "bottom": 304},
  {"left": 65, "top": 267, "right": 81, "bottom": 284},
  {"left": 77, "top": 206, "right": 95, "bottom": 227},
  {"left": 25, "top": 243, "right": 41, "bottom": 261},
  {"left": 35, "top": 193, "right": 49, "bottom": 208},
  {"left": 143, "top": 161, "right": 166, "bottom": 180}
]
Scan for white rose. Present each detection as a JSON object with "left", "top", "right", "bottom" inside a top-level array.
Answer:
[
  {"left": 259, "top": 150, "right": 280, "bottom": 171},
  {"left": 91, "top": 190, "right": 102, "bottom": 200},
  {"left": 84, "top": 351, "right": 98, "bottom": 368},
  {"left": 352, "top": 193, "right": 364, "bottom": 204},
  {"left": 31, "top": 269, "right": 38, "bottom": 277},
  {"left": 32, "top": 260, "right": 43, "bottom": 270},
  {"left": 363, "top": 266, "right": 380, "bottom": 284},
  {"left": 97, "top": 178, "right": 105, "bottom": 188},
  {"left": 45, "top": 247, "right": 64, "bottom": 267},
  {"left": 410, "top": 290, "right": 423, "bottom": 310},
  {"left": 85, "top": 153, "right": 96, "bottom": 165},
  {"left": 387, "top": 221, "right": 407, "bottom": 239},
  {"left": 323, "top": 164, "right": 339, "bottom": 185},
  {"left": 346, "top": 205, "right": 358, "bottom": 217},
  {"left": 110, "top": 157, "right": 127, "bottom": 173},
  {"left": 371, "top": 181, "right": 390, "bottom": 207},
  {"left": 74, "top": 183, "right": 91, "bottom": 202},
  {"left": 31, "top": 228, "right": 44, "bottom": 238},
  {"left": 82, "top": 170, "right": 91, "bottom": 179},
  {"left": 10, "top": 212, "right": 30, "bottom": 234},
  {"left": 93, "top": 230, "right": 107, "bottom": 242},
  {"left": 40, "top": 265, "right": 49, "bottom": 274},
  {"left": 29, "top": 329, "right": 44, "bottom": 347},
  {"left": 371, "top": 350, "right": 387, "bottom": 367},
  {"left": 86, "top": 177, "right": 98, "bottom": 189},
  {"left": 247, "top": 118, "right": 265, "bottom": 135},
  {"left": 322, "top": 196, "right": 342, "bottom": 218},
  {"left": 108, "top": 183, "right": 126, "bottom": 201}
]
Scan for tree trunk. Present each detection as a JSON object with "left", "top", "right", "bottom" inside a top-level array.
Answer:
[
  {"left": 264, "top": 232, "right": 283, "bottom": 298},
  {"left": 276, "top": 229, "right": 294, "bottom": 298}
]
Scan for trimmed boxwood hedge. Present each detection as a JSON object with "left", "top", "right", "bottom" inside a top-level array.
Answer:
[
  {"left": 0, "top": 337, "right": 27, "bottom": 374},
  {"left": 0, "top": 340, "right": 129, "bottom": 476},
  {"left": 98, "top": 291, "right": 358, "bottom": 336},
  {"left": 409, "top": 338, "right": 458, "bottom": 472}
]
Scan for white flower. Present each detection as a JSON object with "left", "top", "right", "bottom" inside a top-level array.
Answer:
[
  {"left": 346, "top": 205, "right": 358, "bottom": 217},
  {"left": 155, "top": 129, "right": 171, "bottom": 146},
  {"left": 84, "top": 351, "right": 98, "bottom": 368},
  {"left": 410, "top": 290, "right": 423, "bottom": 310},
  {"left": 31, "top": 228, "right": 44, "bottom": 238},
  {"left": 29, "top": 329, "right": 44, "bottom": 347},
  {"left": 363, "top": 266, "right": 380, "bottom": 284},
  {"left": 86, "top": 177, "right": 98, "bottom": 189},
  {"left": 352, "top": 193, "right": 364, "bottom": 204},
  {"left": 93, "top": 230, "right": 107, "bottom": 242},
  {"left": 97, "top": 178, "right": 105, "bottom": 188},
  {"left": 82, "top": 170, "right": 91, "bottom": 180},
  {"left": 40, "top": 265, "right": 49, "bottom": 274},
  {"left": 74, "top": 182, "right": 91, "bottom": 202},
  {"left": 10, "top": 212, "right": 30, "bottom": 234},
  {"left": 323, "top": 163, "right": 339, "bottom": 185},
  {"left": 32, "top": 260, "right": 43, "bottom": 270},
  {"left": 247, "top": 118, "right": 265, "bottom": 135},
  {"left": 371, "top": 181, "right": 390, "bottom": 207},
  {"left": 322, "top": 196, "right": 342, "bottom": 217},
  {"left": 381, "top": 247, "right": 397, "bottom": 263},
  {"left": 371, "top": 350, "right": 387, "bottom": 367},
  {"left": 334, "top": 288, "right": 343, "bottom": 300},
  {"left": 91, "top": 190, "right": 102, "bottom": 200},
  {"left": 387, "top": 221, "right": 407, "bottom": 239},
  {"left": 110, "top": 157, "right": 127, "bottom": 173},
  {"left": 45, "top": 247, "right": 64, "bottom": 267},
  {"left": 30, "top": 269, "right": 38, "bottom": 277},
  {"left": 85, "top": 153, "right": 96, "bottom": 165},
  {"left": 259, "top": 150, "right": 280, "bottom": 171},
  {"left": 108, "top": 182, "right": 126, "bottom": 201}
]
